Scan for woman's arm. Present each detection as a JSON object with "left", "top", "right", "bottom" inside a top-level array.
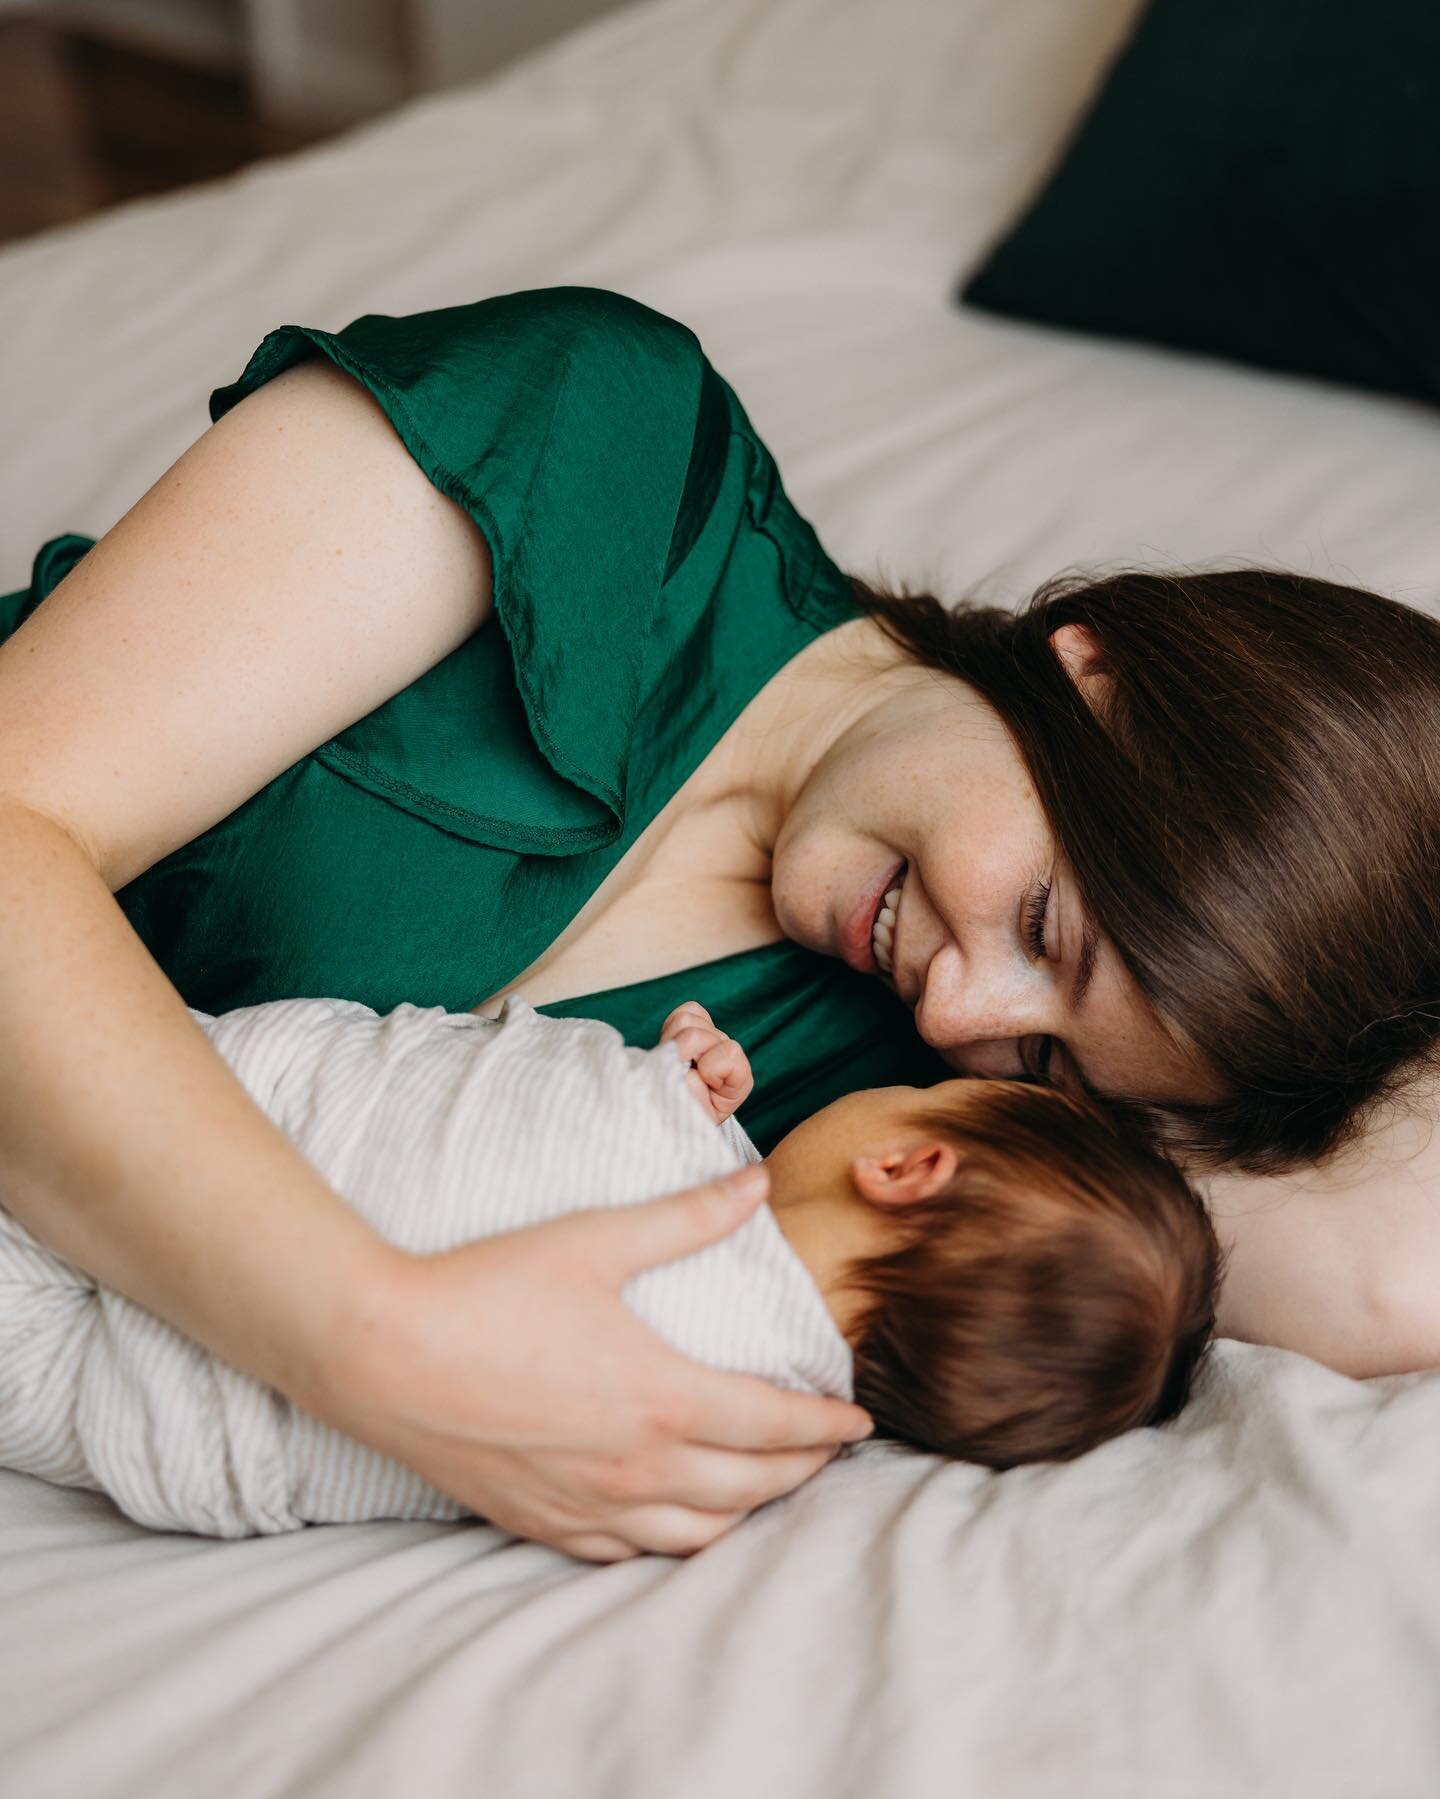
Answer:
[
  {"left": 0, "top": 358, "right": 478, "bottom": 1373},
  {"left": 1204, "top": 1076, "right": 1440, "bottom": 1378},
  {"left": 0, "top": 798, "right": 400, "bottom": 1404},
  {"left": 0, "top": 359, "right": 870, "bottom": 1557}
]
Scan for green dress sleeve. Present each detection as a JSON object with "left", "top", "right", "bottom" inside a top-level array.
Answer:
[{"left": 207, "top": 285, "right": 732, "bottom": 856}]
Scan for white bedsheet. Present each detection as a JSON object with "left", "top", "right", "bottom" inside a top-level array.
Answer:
[{"left": 3, "top": 0, "right": 1440, "bottom": 1792}]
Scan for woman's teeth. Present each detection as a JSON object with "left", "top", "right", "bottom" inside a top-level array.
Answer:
[{"left": 872, "top": 867, "right": 905, "bottom": 974}]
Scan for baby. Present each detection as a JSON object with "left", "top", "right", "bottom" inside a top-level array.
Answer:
[{"left": 0, "top": 994, "right": 1220, "bottom": 1539}]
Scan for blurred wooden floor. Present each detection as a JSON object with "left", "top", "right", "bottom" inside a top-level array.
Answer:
[{"left": 0, "top": 17, "right": 332, "bottom": 248}]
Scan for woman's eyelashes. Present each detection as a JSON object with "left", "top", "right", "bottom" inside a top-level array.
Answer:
[
  {"left": 1026, "top": 1034, "right": 1056, "bottom": 1080},
  {"left": 1023, "top": 875, "right": 1053, "bottom": 962},
  {"left": 1022, "top": 875, "right": 1060, "bottom": 1084}
]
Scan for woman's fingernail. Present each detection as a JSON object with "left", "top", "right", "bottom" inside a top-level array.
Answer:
[{"left": 728, "top": 1166, "right": 768, "bottom": 1201}]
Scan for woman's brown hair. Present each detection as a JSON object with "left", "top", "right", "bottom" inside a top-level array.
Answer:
[
  {"left": 838, "top": 1080, "right": 1221, "bottom": 1469},
  {"left": 847, "top": 567, "right": 1440, "bottom": 1174}
]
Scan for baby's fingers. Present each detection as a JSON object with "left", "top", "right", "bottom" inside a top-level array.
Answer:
[
  {"left": 682, "top": 1066, "right": 716, "bottom": 1112},
  {"left": 695, "top": 1041, "right": 751, "bottom": 1114},
  {"left": 696, "top": 1039, "right": 748, "bottom": 1085},
  {"left": 666, "top": 1024, "right": 723, "bottom": 1068},
  {"left": 660, "top": 1001, "right": 713, "bottom": 1042}
]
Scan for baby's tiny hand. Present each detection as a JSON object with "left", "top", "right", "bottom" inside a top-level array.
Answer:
[{"left": 659, "top": 1001, "right": 754, "bottom": 1125}]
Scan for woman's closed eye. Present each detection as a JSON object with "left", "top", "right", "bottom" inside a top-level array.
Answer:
[
  {"left": 1020, "top": 1034, "right": 1053, "bottom": 1081},
  {"left": 1023, "top": 874, "right": 1053, "bottom": 962},
  {"left": 1017, "top": 873, "right": 1055, "bottom": 1081}
]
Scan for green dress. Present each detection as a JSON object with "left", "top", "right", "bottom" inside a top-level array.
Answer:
[{"left": 2, "top": 286, "right": 948, "bottom": 1153}]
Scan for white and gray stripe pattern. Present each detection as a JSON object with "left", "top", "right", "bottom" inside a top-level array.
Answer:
[{"left": 0, "top": 996, "right": 853, "bottom": 1536}]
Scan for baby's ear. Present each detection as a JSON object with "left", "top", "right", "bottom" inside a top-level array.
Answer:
[{"left": 851, "top": 1140, "right": 958, "bottom": 1206}]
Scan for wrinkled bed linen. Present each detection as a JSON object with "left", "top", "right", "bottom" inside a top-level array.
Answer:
[{"left": 5, "top": 0, "right": 1440, "bottom": 1791}]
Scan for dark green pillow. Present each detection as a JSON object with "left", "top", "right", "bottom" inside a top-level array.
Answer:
[{"left": 960, "top": 0, "right": 1440, "bottom": 405}]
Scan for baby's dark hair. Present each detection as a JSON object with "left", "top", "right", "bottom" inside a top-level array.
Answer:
[{"left": 839, "top": 1081, "right": 1222, "bottom": 1469}]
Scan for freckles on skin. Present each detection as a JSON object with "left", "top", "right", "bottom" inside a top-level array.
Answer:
[
  {"left": 986, "top": 943, "right": 1217, "bottom": 1105},
  {"left": 763, "top": 641, "right": 1221, "bottom": 1106},
  {"left": 912, "top": 847, "right": 1221, "bottom": 1104},
  {"left": 899, "top": 824, "right": 1048, "bottom": 1017},
  {"left": 1048, "top": 935, "right": 1205, "bottom": 1102}
]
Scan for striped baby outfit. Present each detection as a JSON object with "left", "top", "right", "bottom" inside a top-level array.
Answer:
[{"left": 0, "top": 996, "right": 853, "bottom": 1536}]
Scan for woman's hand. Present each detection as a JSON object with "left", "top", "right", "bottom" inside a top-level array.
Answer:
[
  {"left": 306, "top": 1164, "right": 874, "bottom": 1561},
  {"left": 659, "top": 1000, "right": 754, "bottom": 1123}
]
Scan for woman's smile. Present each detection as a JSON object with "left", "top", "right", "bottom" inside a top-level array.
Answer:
[
  {"left": 871, "top": 866, "right": 907, "bottom": 983},
  {"left": 839, "top": 856, "right": 907, "bottom": 975},
  {"left": 764, "top": 616, "right": 1222, "bottom": 1108}
]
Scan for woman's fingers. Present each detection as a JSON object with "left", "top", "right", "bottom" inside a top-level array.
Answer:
[
  {"left": 552, "top": 1532, "right": 643, "bottom": 1563},
  {"left": 482, "top": 1439, "right": 846, "bottom": 1561},
  {"left": 586, "top": 1506, "right": 748, "bottom": 1559},
  {"left": 619, "top": 1443, "right": 840, "bottom": 1516},
  {"left": 567, "top": 1175, "right": 876, "bottom": 1447},
  {"left": 586, "top": 1444, "right": 845, "bottom": 1558},
  {"left": 584, "top": 1164, "right": 771, "bottom": 1281},
  {"left": 674, "top": 1364, "right": 874, "bottom": 1450}
]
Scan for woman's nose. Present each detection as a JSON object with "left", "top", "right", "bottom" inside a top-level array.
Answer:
[{"left": 912, "top": 939, "right": 1044, "bottom": 1052}]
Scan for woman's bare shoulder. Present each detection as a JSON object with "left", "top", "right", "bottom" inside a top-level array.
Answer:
[
  {"left": 0, "top": 357, "right": 494, "bottom": 889},
  {"left": 1205, "top": 1072, "right": 1440, "bottom": 1377}
]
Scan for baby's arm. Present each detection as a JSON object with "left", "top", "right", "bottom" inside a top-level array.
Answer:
[{"left": 659, "top": 1003, "right": 754, "bottom": 1125}]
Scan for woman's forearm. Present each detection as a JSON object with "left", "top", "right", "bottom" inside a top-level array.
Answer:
[{"left": 0, "top": 800, "right": 401, "bottom": 1411}]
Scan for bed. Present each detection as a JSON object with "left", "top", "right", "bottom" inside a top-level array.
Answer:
[{"left": 4, "top": 0, "right": 1440, "bottom": 1792}]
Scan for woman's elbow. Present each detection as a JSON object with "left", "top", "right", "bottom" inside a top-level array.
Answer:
[
  {"left": 1353, "top": 1278, "right": 1440, "bottom": 1378},
  {"left": 1217, "top": 1262, "right": 1440, "bottom": 1380}
]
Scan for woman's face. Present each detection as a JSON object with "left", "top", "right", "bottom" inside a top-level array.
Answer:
[{"left": 769, "top": 658, "right": 1221, "bottom": 1108}]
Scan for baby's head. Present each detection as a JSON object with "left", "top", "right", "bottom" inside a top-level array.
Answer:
[{"left": 765, "top": 1077, "right": 1222, "bottom": 1469}]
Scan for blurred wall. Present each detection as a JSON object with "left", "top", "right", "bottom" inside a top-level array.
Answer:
[
  {"left": 245, "top": 0, "right": 410, "bottom": 123},
  {"left": 410, "top": 0, "right": 638, "bottom": 92},
  {"left": 12, "top": 0, "right": 641, "bottom": 126}
]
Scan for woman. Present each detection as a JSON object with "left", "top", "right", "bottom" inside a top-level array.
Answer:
[{"left": 2, "top": 287, "right": 1437, "bottom": 1561}]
